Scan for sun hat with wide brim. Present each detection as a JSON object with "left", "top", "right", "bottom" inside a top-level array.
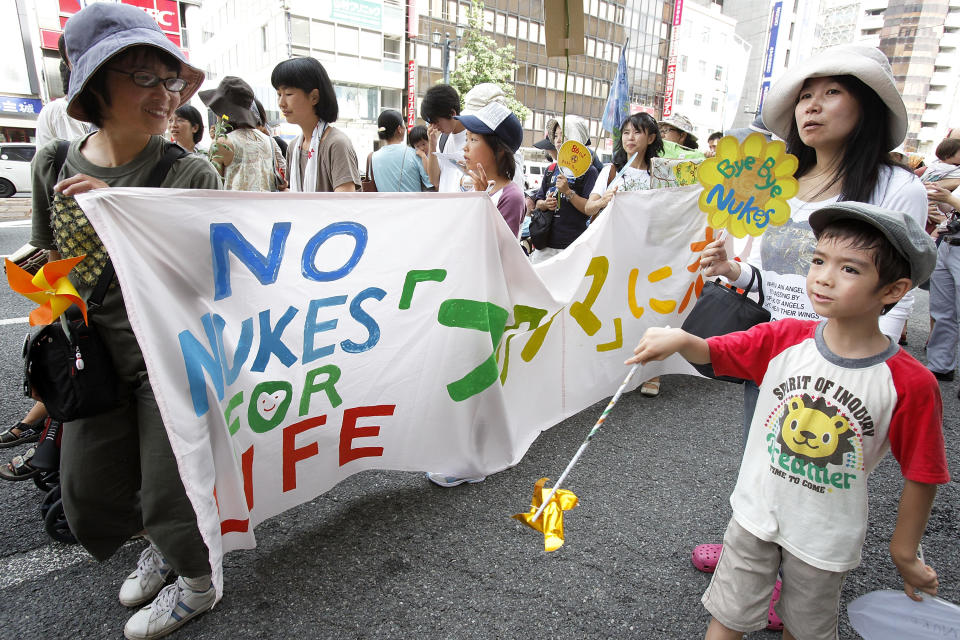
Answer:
[
  {"left": 200, "top": 76, "right": 259, "bottom": 129},
  {"left": 760, "top": 44, "right": 907, "bottom": 149},
  {"left": 64, "top": 3, "right": 203, "bottom": 122},
  {"left": 808, "top": 201, "right": 937, "bottom": 287},
  {"left": 658, "top": 113, "right": 695, "bottom": 135}
]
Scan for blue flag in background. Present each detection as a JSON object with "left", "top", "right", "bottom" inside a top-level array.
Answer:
[{"left": 602, "top": 40, "right": 630, "bottom": 133}]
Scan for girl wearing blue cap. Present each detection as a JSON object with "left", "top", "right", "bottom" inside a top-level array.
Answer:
[
  {"left": 29, "top": 4, "right": 220, "bottom": 638},
  {"left": 456, "top": 102, "right": 526, "bottom": 237}
]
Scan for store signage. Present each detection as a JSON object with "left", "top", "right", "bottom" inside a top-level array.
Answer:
[
  {"left": 662, "top": 0, "right": 683, "bottom": 117},
  {"left": 44, "top": 0, "right": 182, "bottom": 49},
  {"left": 331, "top": 0, "right": 383, "bottom": 29},
  {"left": 407, "top": 60, "right": 416, "bottom": 129},
  {"left": 0, "top": 96, "right": 43, "bottom": 115},
  {"left": 757, "top": 1, "right": 782, "bottom": 113}
]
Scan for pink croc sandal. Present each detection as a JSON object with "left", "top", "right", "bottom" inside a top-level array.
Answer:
[
  {"left": 691, "top": 543, "right": 722, "bottom": 573},
  {"left": 767, "top": 579, "right": 784, "bottom": 631}
]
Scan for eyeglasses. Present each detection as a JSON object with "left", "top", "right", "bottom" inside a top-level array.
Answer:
[
  {"left": 659, "top": 125, "right": 679, "bottom": 135},
  {"left": 107, "top": 69, "right": 188, "bottom": 93}
]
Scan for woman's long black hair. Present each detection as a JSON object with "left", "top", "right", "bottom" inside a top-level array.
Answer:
[
  {"left": 612, "top": 112, "right": 663, "bottom": 171},
  {"left": 785, "top": 74, "right": 897, "bottom": 203}
]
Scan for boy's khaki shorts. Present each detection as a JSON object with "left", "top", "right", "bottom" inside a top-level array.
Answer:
[{"left": 701, "top": 518, "right": 847, "bottom": 640}]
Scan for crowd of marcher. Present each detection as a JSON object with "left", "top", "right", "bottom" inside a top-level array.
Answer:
[{"left": 0, "top": 3, "right": 954, "bottom": 639}]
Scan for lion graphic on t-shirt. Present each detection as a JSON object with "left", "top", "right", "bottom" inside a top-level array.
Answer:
[{"left": 777, "top": 394, "right": 854, "bottom": 468}]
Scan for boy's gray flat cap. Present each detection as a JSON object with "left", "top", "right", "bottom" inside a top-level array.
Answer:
[{"left": 808, "top": 202, "right": 937, "bottom": 287}]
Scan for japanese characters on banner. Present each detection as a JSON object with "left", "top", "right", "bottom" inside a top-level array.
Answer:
[{"left": 76, "top": 188, "right": 712, "bottom": 599}]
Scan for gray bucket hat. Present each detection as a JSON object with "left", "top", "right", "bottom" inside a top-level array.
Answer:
[
  {"left": 64, "top": 3, "right": 203, "bottom": 122},
  {"left": 808, "top": 202, "right": 937, "bottom": 287}
]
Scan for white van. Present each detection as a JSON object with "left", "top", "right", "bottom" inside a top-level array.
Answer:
[{"left": 525, "top": 161, "right": 551, "bottom": 191}]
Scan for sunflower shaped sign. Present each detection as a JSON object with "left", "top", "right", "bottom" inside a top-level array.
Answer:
[{"left": 698, "top": 133, "right": 799, "bottom": 238}]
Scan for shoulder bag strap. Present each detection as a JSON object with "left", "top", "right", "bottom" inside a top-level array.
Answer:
[
  {"left": 397, "top": 146, "right": 408, "bottom": 191},
  {"left": 753, "top": 265, "right": 766, "bottom": 308},
  {"left": 53, "top": 140, "right": 70, "bottom": 179},
  {"left": 90, "top": 142, "right": 187, "bottom": 309},
  {"left": 366, "top": 151, "right": 375, "bottom": 183}
]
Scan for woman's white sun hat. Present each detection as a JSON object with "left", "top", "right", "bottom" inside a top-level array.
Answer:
[{"left": 760, "top": 44, "right": 907, "bottom": 150}]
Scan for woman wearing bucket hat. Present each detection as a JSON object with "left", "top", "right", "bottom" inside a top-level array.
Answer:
[
  {"left": 693, "top": 43, "right": 928, "bottom": 635},
  {"left": 29, "top": 4, "right": 220, "bottom": 639},
  {"left": 659, "top": 113, "right": 700, "bottom": 152},
  {"left": 201, "top": 76, "right": 277, "bottom": 191}
]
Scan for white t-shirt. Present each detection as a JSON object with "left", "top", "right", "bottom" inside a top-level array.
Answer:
[
  {"left": 709, "top": 320, "right": 948, "bottom": 572},
  {"left": 728, "top": 165, "right": 927, "bottom": 340},
  {"left": 35, "top": 98, "right": 87, "bottom": 147},
  {"left": 436, "top": 129, "right": 467, "bottom": 193},
  {"left": 590, "top": 164, "right": 651, "bottom": 197}
]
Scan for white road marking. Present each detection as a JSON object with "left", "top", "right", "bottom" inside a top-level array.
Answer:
[
  {"left": 0, "top": 318, "right": 28, "bottom": 326},
  {"left": 0, "top": 544, "right": 93, "bottom": 589},
  {"left": 0, "top": 539, "right": 141, "bottom": 590},
  {"left": 0, "top": 220, "right": 30, "bottom": 228}
]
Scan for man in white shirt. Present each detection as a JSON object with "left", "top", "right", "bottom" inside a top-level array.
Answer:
[
  {"left": 35, "top": 36, "right": 87, "bottom": 146},
  {"left": 421, "top": 84, "right": 467, "bottom": 193}
]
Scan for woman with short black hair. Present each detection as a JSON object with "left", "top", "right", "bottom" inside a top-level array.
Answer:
[
  {"left": 271, "top": 57, "right": 359, "bottom": 192},
  {"left": 169, "top": 104, "right": 203, "bottom": 152},
  {"left": 29, "top": 4, "right": 220, "bottom": 638}
]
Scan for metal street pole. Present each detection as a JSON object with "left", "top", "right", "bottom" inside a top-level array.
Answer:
[{"left": 442, "top": 32, "right": 451, "bottom": 84}]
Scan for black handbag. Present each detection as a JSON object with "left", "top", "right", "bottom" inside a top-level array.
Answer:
[
  {"left": 680, "top": 264, "right": 771, "bottom": 384},
  {"left": 528, "top": 207, "right": 554, "bottom": 250},
  {"left": 22, "top": 261, "right": 122, "bottom": 421}
]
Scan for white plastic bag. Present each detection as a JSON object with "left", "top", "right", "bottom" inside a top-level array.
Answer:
[{"left": 848, "top": 589, "right": 960, "bottom": 639}]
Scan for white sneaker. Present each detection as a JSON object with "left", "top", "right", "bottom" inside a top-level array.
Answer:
[
  {"left": 425, "top": 472, "right": 486, "bottom": 487},
  {"left": 119, "top": 545, "right": 173, "bottom": 607},
  {"left": 123, "top": 577, "right": 215, "bottom": 640}
]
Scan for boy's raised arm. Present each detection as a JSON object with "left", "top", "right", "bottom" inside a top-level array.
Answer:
[
  {"left": 625, "top": 327, "right": 710, "bottom": 366},
  {"left": 890, "top": 479, "right": 939, "bottom": 601}
]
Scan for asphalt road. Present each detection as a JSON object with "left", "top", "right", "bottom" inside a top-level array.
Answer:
[{"left": 0, "top": 220, "right": 956, "bottom": 639}]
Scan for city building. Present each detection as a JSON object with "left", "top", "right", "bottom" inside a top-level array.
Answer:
[
  {"left": 669, "top": 0, "right": 750, "bottom": 142},
  {"left": 412, "top": 0, "right": 674, "bottom": 159},
  {"left": 809, "top": 0, "right": 960, "bottom": 154},
  {"left": 2, "top": 0, "right": 47, "bottom": 142},
  {"left": 721, "top": 0, "right": 822, "bottom": 130}
]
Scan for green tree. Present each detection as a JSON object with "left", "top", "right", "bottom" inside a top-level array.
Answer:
[{"left": 449, "top": 0, "right": 530, "bottom": 122}]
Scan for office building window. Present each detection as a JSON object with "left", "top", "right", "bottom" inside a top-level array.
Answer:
[
  {"left": 291, "top": 16, "right": 309, "bottom": 46},
  {"left": 676, "top": 89, "right": 684, "bottom": 104},
  {"left": 384, "top": 36, "right": 402, "bottom": 60},
  {"left": 360, "top": 30, "right": 381, "bottom": 58},
  {"left": 381, "top": 89, "right": 402, "bottom": 110},
  {"left": 711, "top": 97, "right": 718, "bottom": 112},
  {"left": 714, "top": 65, "right": 723, "bottom": 81},
  {"left": 693, "top": 93, "right": 702, "bottom": 106}
]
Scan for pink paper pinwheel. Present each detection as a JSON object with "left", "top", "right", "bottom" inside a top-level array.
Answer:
[{"left": 5, "top": 255, "right": 88, "bottom": 326}]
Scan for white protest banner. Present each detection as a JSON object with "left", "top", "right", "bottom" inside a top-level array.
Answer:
[{"left": 76, "top": 187, "right": 711, "bottom": 597}]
